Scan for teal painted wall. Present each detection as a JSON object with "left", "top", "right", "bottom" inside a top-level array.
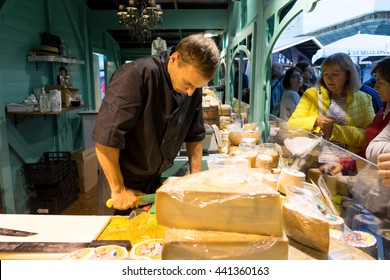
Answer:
[{"left": 0, "top": 0, "right": 121, "bottom": 213}]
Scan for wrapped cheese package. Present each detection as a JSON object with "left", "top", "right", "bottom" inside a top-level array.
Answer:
[
  {"left": 282, "top": 202, "right": 330, "bottom": 253},
  {"left": 282, "top": 182, "right": 329, "bottom": 252},
  {"left": 156, "top": 168, "right": 283, "bottom": 236},
  {"left": 162, "top": 228, "right": 289, "bottom": 260}
]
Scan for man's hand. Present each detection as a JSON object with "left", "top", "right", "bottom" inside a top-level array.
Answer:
[{"left": 111, "top": 188, "right": 143, "bottom": 210}]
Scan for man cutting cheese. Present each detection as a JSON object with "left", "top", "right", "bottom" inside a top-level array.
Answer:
[{"left": 93, "top": 34, "right": 220, "bottom": 215}]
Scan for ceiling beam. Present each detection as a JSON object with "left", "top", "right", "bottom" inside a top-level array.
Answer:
[{"left": 87, "top": 9, "right": 228, "bottom": 30}]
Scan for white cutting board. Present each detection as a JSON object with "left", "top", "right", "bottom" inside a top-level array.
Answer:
[{"left": 0, "top": 214, "right": 111, "bottom": 242}]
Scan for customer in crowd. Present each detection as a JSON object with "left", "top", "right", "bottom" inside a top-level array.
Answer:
[
  {"left": 364, "top": 73, "right": 377, "bottom": 88},
  {"left": 288, "top": 52, "right": 375, "bottom": 154},
  {"left": 279, "top": 67, "right": 303, "bottom": 121},
  {"left": 320, "top": 57, "right": 390, "bottom": 175},
  {"left": 295, "top": 61, "right": 316, "bottom": 95},
  {"left": 270, "top": 62, "right": 285, "bottom": 117},
  {"left": 93, "top": 34, "right": 220, "bottom": 215},
  {"left": 233, "top": 60, "right": 250, "bottom": 104},
  {"left": 355, "top": 63, "right": 382, "bottom": 113}
]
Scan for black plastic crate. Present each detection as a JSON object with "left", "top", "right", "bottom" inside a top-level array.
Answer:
[
  {"left": 29, "top": 189, "right": 78, "bottom": 214},
  {"left": 24, "top": 152, "right": 72, "bottom": 184},
  {"left": 34, "top": 161, "right": 78, "bottom": 198}
]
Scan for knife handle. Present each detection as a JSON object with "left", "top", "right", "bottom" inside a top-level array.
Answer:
[
  {"left": 105, "top": 195, "right": 153, "bottom": 209},
  {"left": 106, "top": 198, "right": 113, "bottom": 208}
]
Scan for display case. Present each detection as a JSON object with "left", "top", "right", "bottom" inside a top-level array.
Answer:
[{"left": 266, "top": 114, "right": 390, "bottom": 260}]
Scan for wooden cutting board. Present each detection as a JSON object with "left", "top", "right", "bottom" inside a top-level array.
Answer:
[{"left": 0, "top": 214, "right": 111, "bottom": 243}]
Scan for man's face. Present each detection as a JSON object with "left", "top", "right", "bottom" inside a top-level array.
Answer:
[
  {"left": 168, "top": 52, "right": 210, "bottom": 96},
  {"left": 272, "top": 64, "right": 282, "bottom": 77}
]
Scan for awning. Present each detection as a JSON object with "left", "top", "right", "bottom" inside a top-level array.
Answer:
[{"left": 273, "top": 36, "right": 323, "bottom": 62}]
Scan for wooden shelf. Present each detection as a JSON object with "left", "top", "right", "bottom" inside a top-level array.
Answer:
[
  {"left": 7, "top": 105, "right": 88, "bottom": 115},
  {"left": 7, "top": 105, "right": 89, "bottom": 127},
  {"left": 27, "top": 55, "right": 85, "bottom": 65},
  {"left": 27, "top": 55, "right": 85, "bottom": 70}
]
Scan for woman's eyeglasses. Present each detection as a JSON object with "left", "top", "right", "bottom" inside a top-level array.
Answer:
[{"left": 291, "top": 74, "right": 304, "bottom": 79}]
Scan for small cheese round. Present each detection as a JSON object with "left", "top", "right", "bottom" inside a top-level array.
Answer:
[
  {"left": 95, "top": 245, "right": 129, "bottom": 260},
  {"left": 130, "top": 239, "right": 164, "bottom": 260},
  {"left": 228, "top": 130, "right": 260, "bottom": 146},
  {"left": 277, "top": 168, "right": 306, "bottom": 194},
  {"left": 60, "top": 248, "right": 97, "bottom": 260},
  {"left": 255, "top": 154, "right": 273, "bottom": 171}
]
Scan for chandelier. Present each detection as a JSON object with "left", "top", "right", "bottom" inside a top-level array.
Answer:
[{"left": 117, "top": 0, "right": 163, "bottom": 43}]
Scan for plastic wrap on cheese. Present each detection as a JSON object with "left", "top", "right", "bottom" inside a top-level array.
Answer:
[
  {"left": 156, "top": 168, "right": 283, "bottom": 236},
  {"left": 282, "top": 202, "right": 330, "bottom": 253},
  {"left": 161, "top": 228, "right": 289, "bottom": 260}
]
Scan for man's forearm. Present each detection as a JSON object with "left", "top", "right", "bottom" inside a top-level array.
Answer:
[
  {"left": 95, "top": 142, "right": 125, "bottom": 193},
  {"left": 186, "top": 141, "right": 203, "bottom": 173}
]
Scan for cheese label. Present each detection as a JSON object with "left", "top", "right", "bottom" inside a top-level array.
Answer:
[
  {"left": 342, "top": 231, "right": 376, "bottom": 248},
  {"left": 130, "top": 239, "right": 164, "bottom": 260}
]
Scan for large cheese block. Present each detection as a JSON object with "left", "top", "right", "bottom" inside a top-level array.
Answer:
[
  {"left": 156, "top": 169, "right": 283, "bottom": 236},
  {"left": 282, "top": 202, "right": 330, "bottom": 253},
  {"left": 162, "top": 228, "right": 289, "bottom": 260}
]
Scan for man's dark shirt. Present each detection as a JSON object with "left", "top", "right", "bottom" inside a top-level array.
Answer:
[{"left": 93, "top": 48, "right": 205, "bottom": 186}]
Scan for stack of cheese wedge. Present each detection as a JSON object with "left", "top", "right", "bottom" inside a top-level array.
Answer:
[{"left": 156, "top": 168, "right": 289, "bottom": 260}]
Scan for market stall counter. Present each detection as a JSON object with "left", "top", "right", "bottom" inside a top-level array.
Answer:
[
  {"left": 0, "top": 115, "right": 388, "bottom": 260},
  {"left": 0, "top": 213, "right": 374, "bottom": 260}
]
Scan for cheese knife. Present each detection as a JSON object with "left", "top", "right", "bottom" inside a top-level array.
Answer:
[{"left": 0, "top": 227, "right": 38, "bottom": 237}]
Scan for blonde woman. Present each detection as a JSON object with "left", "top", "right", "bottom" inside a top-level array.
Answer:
[{"left": 288, "top": 52, "right": 375, "bottom": 154}]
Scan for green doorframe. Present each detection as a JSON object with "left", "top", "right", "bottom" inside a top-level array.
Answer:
[
  {"left": 251, "top": 0, "right": 320, "bottom": 141},
  {"left": 226, "top": 22, "right": 255, "bottom": 124}
]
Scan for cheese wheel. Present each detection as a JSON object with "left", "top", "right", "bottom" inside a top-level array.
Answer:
[
  {"left": 259, "top": 143, "right": 279, "bottom": 168},
  {"left": 130, "top": 239, "right": 164, "bottom": 260},
  {"left": 162, "top": 228, "right": 289, "bottom": 260},
  {"left": 255, "top": 154, "right": 273, "bottom": 171},
  {"left": 277, "top": 168, "right": 306, "bottom": 194},
  {"left": 156, "top": 168, "right": 283, "bottom": 236},
  {"left": 95, "top": 245, "right": 129, "bottom": 260},
  {"left": 228, "top": 145, "right": 240, "bottom": 156},
  {"left": 220, "top": 104, "right": 232, "bottom": 116},
  {"left": 272, "top": 168, "right": 282, "bottom": 174},
  {"left": 263, "top": 174, "right": 279, "bottom": 190},
  {"left": 325, "top": 214, "right": 345, "bottom": 231},
  {"left": 243, "top": 123, "right": 257, "bottom": 131},
  {"left": 60, "top": 248, "right": 96, "bottom": 260},
  {"left": 228, "top": 130, "right": 260, "bottom": 146},
  {"left": 341, "top": 231, "right": 377, "bottom": 258}
]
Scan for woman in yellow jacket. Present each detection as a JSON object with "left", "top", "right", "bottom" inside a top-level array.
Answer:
[{"left": 288, "top": 53, "right": 375, "bottom": 154}]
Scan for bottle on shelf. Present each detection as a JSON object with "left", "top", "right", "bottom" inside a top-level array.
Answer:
[
  {"left": 40, "top": 87, "right": 49, "bottom": 113},
  {"left": 59, "top": 41, "right": 70, "bottom": 57}
]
